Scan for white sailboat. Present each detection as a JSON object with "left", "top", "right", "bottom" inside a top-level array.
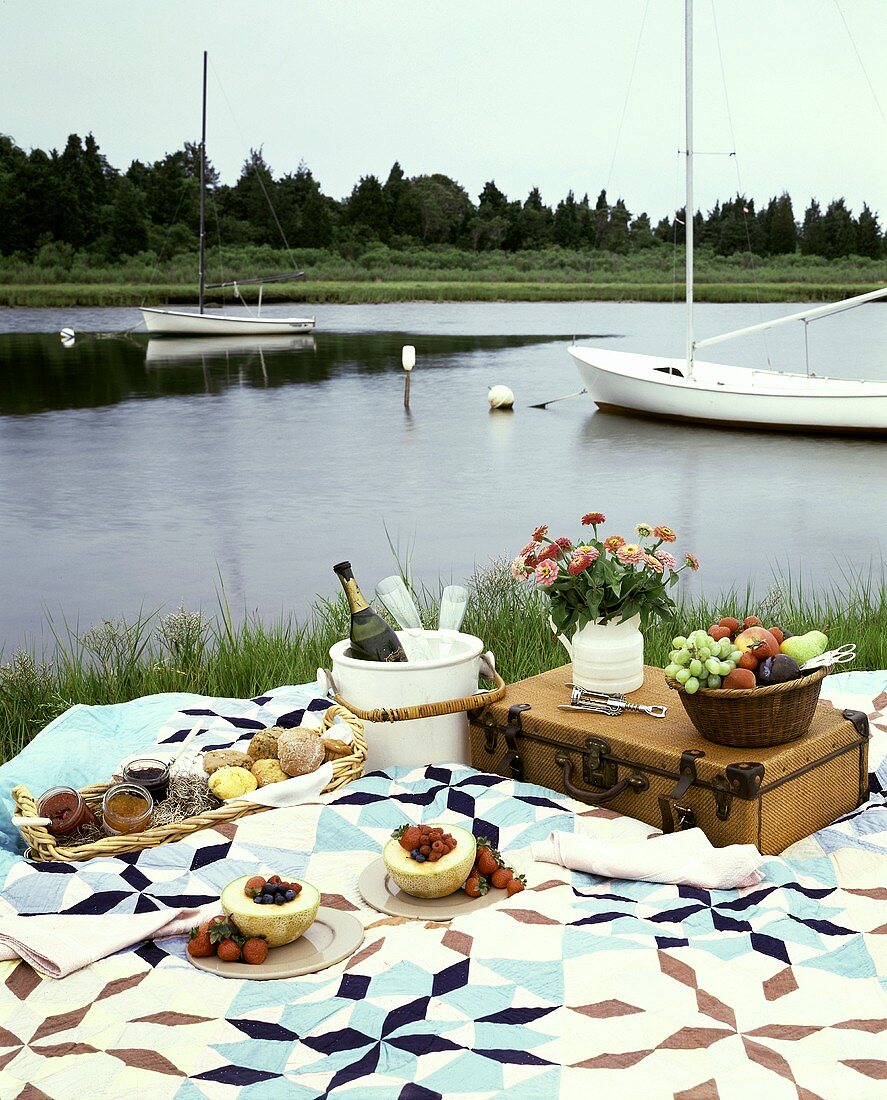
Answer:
[
  {"left": 569, "top": 1, "right": 887, "bottom": 434},
  {"left": 141, "top": 53, "right": 315, "bottom": 337}
]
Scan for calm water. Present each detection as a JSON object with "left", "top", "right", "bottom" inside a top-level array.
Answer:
[{"left": 1, "top": 301, "right": 885, "bottom": 652}]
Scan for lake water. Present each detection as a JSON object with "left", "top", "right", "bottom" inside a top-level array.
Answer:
[{"left": 1, "top": 301, "right": 885, "bottom": 653}]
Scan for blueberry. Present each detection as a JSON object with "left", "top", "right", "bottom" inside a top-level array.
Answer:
[
  {"left": 415, "top": 853, "right": 427, "bottom": 862},
  {"left": 410, "top": 849, "right": 420, "bottom": 858},
  {"left": 285, "top": 889, "right": 296, "bottom": 901},
  {"left": 274, "top": 894, "right": 285, "bottom": 905},
  {"left": 254, "top": 895, "right": 265, "bottom": 904}
]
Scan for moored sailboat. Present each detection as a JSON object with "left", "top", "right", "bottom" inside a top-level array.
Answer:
[
  {"left": 569, "top": 1, "right": 887, "bottom": 434},
  {"left": 141, "top": 53, "right": 315, "bottom": 337}
]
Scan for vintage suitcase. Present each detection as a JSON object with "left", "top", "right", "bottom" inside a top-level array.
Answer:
[{"left": 469, "top": 665, "right": 869, "bottom": 854}]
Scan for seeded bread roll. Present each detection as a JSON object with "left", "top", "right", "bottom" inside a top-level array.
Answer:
[
  {"left": 251, "top": 758, "right": 290, "bottom": 787},
  {"left": 277, "top": 729, "right": 326, "bottom": 777},
  {"left": 247, "top": 727, "right": 282, "bottom": 761},
  {"left": 203, "top": 749, "right": 253, "bottom": 775}
]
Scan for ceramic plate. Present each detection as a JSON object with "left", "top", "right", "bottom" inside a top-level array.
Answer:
[
  {"left": 358, "top": 857, "right": 501, "bottom": 920},
  {"left": 186, "top": 907, "right": 364, "bottom": 980}
]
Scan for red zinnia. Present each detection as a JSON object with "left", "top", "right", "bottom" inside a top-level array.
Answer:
[
  {"left": 534, "top": 543, "right": 559, "bottom": 564},
  {"left": 581, "top": 512, "right": 606, "bottom": 526},
  {"left": 568, "top": 552, "right": 593, "bottom": 576},
  {"left": 532, "top": 524, "right": 549, "bottom": 541},
  {"left": 555, "top": 537, "right": 573, "bottom": 551}
]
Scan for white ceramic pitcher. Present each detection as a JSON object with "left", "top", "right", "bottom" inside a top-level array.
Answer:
[{"left": 556, "top": 613, "right": 644, "bottom": 694}]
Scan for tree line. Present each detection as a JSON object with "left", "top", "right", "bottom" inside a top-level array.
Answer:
[{"left": 0, "top": 130, "right": 883, "bottom": 264}]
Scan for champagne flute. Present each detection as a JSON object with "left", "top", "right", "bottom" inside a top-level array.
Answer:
[
  {"left": 374, "top": 575, "right": 428, "bottom": 659},
  {"left": 438, "top": 585, "right": 469, "bottom": 633}
]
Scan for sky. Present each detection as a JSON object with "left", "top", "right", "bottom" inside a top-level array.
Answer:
[{"left": 3, "top": 0, "right": 887, "bottom": 223}]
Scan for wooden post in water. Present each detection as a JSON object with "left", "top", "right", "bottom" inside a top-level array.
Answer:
[{"left": 402, "top": 345, "right": 415, "bottom": 408}]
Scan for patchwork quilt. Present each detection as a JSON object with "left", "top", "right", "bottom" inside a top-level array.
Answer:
[{"left": 0, "top": 676, "right": 884, "bottom": 1099}]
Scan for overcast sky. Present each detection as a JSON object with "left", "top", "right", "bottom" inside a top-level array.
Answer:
[{"left": 3, "top": 0, "right": 886, "bottom": 222}]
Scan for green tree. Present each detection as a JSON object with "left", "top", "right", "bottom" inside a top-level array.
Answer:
[
  {"left": 105, "top": 176, "right": 149, "bottom": 259},
  {"left": 518, "top": 187, "right": 553, "bottom": 247},
  {"left": 821, "top": 198, "right": 856, "bottom": 258},
  {"left": 228, "top": 148, "right": 280, "bottom": 245},
  {"left": 606, "top": 197, "right": 631, "bottom": 253},
  {"left": 761, "top": 192, "right": 797, "bottom": 255},
  {"left": 410, "top": 174, "right": 472, "bottom": 244},
  {"left": 800, "top": 199, "right": 828, "bottom": 256},
  {"left": 629, "top": 211, "right": 656, "bottom": 249},
  {"left": 855, "top": 203, "right": 882, "bottom": 259},
  {"left": 553, "top": 191, "right": 580, "bottom": 247},
  {"left": 345, "top": 174, "right": 389, "bottom": 240}
]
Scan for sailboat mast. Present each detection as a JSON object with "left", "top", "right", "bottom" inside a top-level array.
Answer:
[
  {"left": 684, "top": 0, "right": 694, "bottom": 376},
  {"left": 198, "top": 51, "right": 207, "bottom": 315}
]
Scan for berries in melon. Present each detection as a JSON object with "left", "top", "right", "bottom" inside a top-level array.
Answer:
[
  {"left": 221, "top": 876, "right": 320, "bottom": 947},
  {"left": 383, "top": 822, "right": 476, "bottom": 899}
]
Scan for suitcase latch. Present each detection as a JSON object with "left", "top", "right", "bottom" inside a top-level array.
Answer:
[
  {"left": 502, "top": 704, "right": 531, "bottom": 782},
  {"left": 581, "top": 736, "right": 617, "bottom": 790}
]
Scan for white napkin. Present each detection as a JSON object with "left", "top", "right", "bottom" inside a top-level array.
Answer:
[
  {"left": 235, "top": 761, "right": 333, "bottom": 808},
  {"left": 531, "top": 826, "right": 765, "bottom": 890},
  {"left": 0, "top": 902, "right": 220, "bottom": 978}
]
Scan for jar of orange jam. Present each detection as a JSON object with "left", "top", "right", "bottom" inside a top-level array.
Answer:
[{"left": 102, "top": 783, "right": 153, "bottom": 835}]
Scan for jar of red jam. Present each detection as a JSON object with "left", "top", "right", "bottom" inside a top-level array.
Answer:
[
  {"left": 37, "top": 786, "right": 98, "bottom": 836},
  {"left": 122, "top": 757, "right": 170, "bottom": 802},
  {"left": 102, "top": 783, "right": 154, "bottom": 835}
]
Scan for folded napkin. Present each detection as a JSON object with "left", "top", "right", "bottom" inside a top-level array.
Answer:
[
  {"left": 531, "top": 826, "right": 765, "bottom": 890},
  {"left": 236, "top": 761, "right": 333, "bottom": 808},
  {"left": 0, "top": 902, "right": 220, "bottom": 978}
]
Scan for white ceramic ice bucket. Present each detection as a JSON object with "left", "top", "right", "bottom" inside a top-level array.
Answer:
[{"left": 328, "top": 631, "right": 491, "bottom": 771}]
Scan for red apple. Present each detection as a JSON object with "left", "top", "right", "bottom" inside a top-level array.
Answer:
[{"left": 734, "top": 627, "right": 780, "bottom": 659}]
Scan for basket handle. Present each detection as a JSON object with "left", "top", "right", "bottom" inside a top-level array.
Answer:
[{"left": 325, "top": 651, "right": 506, "bottom": 724}]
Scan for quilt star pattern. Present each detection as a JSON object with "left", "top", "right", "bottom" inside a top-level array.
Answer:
[{"left": 0, "top": 679, "right": 884, "bottom": 1099}]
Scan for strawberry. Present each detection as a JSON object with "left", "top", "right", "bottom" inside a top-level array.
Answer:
[
  {"left": 398, "top": 826, "right": 423, "bottom": 852},
  {"left": 463, "top": 875, "right": 488, "bottom": 898},
  {"left": 244, "top": 876, "right": 266, "bottom": 898},
  {"left": 242, "top": 937, "right": 269, "bottom": 965},
  {"left": 217, "top": 938, "right": 241, "bottom": 962},
  {"left": 506, "top": 875, "right": 527, "bottom": 896},
  {"left": 490, "top": 867, "right": 513, "bottom": 889},
  {"left": 476, "top": 846, "right": 499, "bottom": 877},
  {"left": 187, "top": 925, "right": 216, "bottom": 957}
]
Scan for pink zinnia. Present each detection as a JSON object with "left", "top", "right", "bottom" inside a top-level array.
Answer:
[
  {"left": 616, "top": 543, "right": 645, "bottom": 565},
  {"left": 603, "top": 535, "right": 625, "bottom": 553},
  {"left": 684, "top": 552, "right": 700, "bottom": 572},
  {"left": 511, "top": 555, "right": 530, "bottom": 580},
  {"left": 520, "top": 540, "right": 538, "bottom": 558},
  {"left": 576, "top": 545, "right": 600, "bottom": 563},
  {"left": 533, "top": 524, "right": 549, "bottom": 541},
  {"left": 654, "top": 525, "right": 677, "bottom": 543},
  {"left": 655, "top": 549, "right": 677, "bottom": 569},
  {"left": 535, "top": 559, "right": 560, "bottom": 586},
  {"left": 568, "top": 551, "right": 592, "bottom": 576},
  {"left": 535, "top": 542, "right": 559, "bottom": 564},
  {"left": 555, "top": 537, "right": 573, "bottom": 551},
  {"left": 581, "top": 512, "right": 606, "bottom": 526},
  {"left": 644, "top": 553, "right": 664, "bottom": 574}
]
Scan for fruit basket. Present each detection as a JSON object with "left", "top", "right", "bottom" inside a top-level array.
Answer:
[
  {"left": 666, "top": 666, "right": 829, "bottom": 747},
  {"left": 11, "top": 705, "right": 367, "bottom": 863}
]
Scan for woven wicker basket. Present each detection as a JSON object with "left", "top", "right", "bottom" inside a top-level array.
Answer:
[
  {"left": 666, "top": 666, "right": 829, "bottom": 747},
  {"left": 11, "top": 704, "right": 366, "bottom": 863}
]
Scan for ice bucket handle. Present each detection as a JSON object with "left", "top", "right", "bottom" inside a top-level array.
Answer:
[{"left": 323, "top": 651, "right": 507, "bottom": 724}]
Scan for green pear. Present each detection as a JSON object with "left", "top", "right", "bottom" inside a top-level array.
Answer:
[{"left": 780, "top": 630, "right": 828, "bottom": 664}]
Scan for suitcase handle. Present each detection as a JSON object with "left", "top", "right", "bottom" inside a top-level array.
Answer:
[{"left": 555, "top": 751, "right": 649, "bottom": 804}]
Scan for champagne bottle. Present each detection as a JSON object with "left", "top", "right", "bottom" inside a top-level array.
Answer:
[{"left": 333, "top": 561, "right": 407, "bottom": 662}]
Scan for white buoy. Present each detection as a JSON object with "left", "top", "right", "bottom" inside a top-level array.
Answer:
[
  {"left": 487, "top": 384, "right": 515, "bottom": 409},
  {"left": 59, "top": 327, "right": 76, "bottom": 347},
  {"left": 402, "top": 345, "right": 415, "bottom": 408}
]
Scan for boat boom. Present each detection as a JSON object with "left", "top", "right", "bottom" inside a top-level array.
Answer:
[{"left": 694, "top": 286, "right": 887, "bottom": 351}]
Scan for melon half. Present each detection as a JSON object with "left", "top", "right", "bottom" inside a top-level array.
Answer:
[
  {"left": 382, "top": 823, "right": 477, "bottom": 899},
  {"left": 221, "top": 876, "right": 321, "bottom": 947}
]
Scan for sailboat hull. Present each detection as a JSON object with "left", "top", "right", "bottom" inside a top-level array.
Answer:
[
  {"left": 569, "top": 347, "right": 887, "bottom": 434},
  {"left": 141, "top": 307, "right": 315, "bottom": 336}
]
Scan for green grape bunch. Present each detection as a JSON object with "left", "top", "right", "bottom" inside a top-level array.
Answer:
[{"left": 664, "top": 629, "right": 742, "bottom": 694}]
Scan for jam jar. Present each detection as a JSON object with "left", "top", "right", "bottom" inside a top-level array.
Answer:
[
  {"left": 37, "top": 786, "right": 98, "bottom": 836},
  {"left": 102, "top": 783, "right": 154, "bottom": 835},
  {"left": 122, "top": 757, "right": 171, "bottom": 802}
]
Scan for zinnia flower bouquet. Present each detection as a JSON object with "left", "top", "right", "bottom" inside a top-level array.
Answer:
[{"left": 512, "top": 514, "right": 699, "bottom": 639}]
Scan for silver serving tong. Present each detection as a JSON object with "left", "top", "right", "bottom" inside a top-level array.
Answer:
[
  {"left": 799, "top": 642, "right": 856, "bottom": 672},
  {"left": 559, "top": 684, "right": 668, "bottom": 719}
]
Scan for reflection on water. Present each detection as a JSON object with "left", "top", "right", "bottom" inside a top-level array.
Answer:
[{"left": 0, "top": 304, "right": 884, "bottom": 652}]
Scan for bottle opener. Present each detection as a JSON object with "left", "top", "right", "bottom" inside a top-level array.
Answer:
[{"left": 559, "top": 683, "right": 668, "bottom": 719}]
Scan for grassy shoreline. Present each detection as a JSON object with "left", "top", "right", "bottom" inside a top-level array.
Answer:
[
  {"left": 2, "top": 280, "right": 885, "bottom": 309},
  {"left": 1, "top": 564, "right": 883, "bottom": 766}
]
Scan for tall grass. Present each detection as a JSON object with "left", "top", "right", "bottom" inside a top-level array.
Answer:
[{"left": 1, "top": 565, "right": 884, "bottom": 766}]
